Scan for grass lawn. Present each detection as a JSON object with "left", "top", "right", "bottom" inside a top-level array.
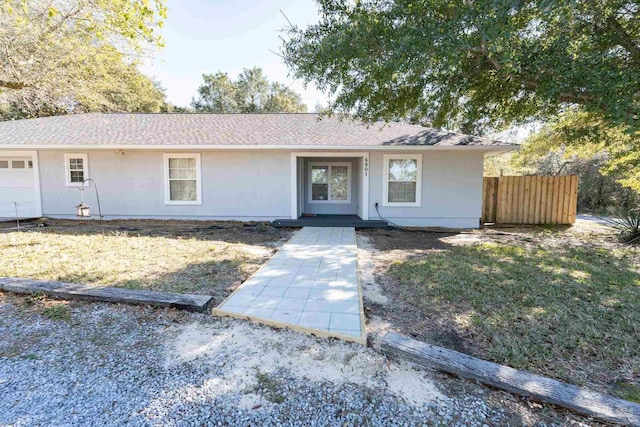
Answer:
[
  {"left": 361, "top": 225, "right": 640, "bottom": 402},
  {"left": 0, "top": 219, "right": 292, "bottom": 303}
]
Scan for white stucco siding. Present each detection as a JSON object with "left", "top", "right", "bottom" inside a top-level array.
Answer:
[
  {"left": 37, "top": 150, "right": 292, "bottom": 220},
  {"left": 368, "top": 150, "right": 485, "bottom": 228},
  {"left": 15, "top": 147, "right": 486, "bottom": 227}
]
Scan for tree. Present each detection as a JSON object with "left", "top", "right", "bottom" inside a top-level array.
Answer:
[
  {"left": 191, "top": 72, "right": 238, "bottom": 113},
  {"left": 313, "top": 102, "right": 331, "bottom": 114},
  {"left": 282, "top": 0, "right": 639, "bottom": 133},
  {"left": 161, "top": 104, "right": 193, "bottom": 113},
  {"left": 0, "top": 48, "right": 168, "bottom": 119},
  {"left": 1, "top": 0, "right": 166, "bottom": 92},
  {"left": 0, "top": 0, "right": 167, "bottom": 119},
  {"left": 235, "top": 68, "right": 271, "bottom": 112},
  {"left": 191, "top": 67, "right": 307, "bottom": 113},
  {"left": 491, "top": 147, "right": 639, "bottom": 211},
  {"left": 514, "top": 109, "right": 640, "bottom": 193},
  {"left": 264, "top": 82, "right": 307, "bottom": 113}
]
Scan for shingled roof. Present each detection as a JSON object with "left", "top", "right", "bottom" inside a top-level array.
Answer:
[{"left": 0, "top": 113, "right": 515, "bottom": 149}]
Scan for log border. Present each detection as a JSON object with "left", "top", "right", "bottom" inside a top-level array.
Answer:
[
  {"left": 381, "top": 332, "right": 640, "bottom": 426},
  {"left": 0, "top": 277, "right": 213, "bottom": 312}
]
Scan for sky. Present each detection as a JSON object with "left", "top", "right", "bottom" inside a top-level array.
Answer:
[{"left": 141, "top": 0, "right": 329, "bottom": 110}]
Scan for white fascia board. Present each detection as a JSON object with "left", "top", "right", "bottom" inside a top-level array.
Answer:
[{"left": 0, "top": 144, "right": 518, "bottom": 151}]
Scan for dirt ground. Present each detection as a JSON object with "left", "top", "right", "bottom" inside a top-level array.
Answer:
[{"left": 0, "top": 217, "right": 291, "bottom": 244}]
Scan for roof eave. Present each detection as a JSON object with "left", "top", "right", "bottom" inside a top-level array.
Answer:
[{"left": 0, "top": 144, "right": 518, "bottom": 151}]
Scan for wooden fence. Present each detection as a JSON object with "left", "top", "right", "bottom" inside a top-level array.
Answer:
[{"left": 482, "top": 175, "right": 578, "bottom": 225}]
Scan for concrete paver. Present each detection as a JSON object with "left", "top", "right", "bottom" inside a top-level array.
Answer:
[{"left": 213, "top": 227, "right": 364, "bottom": 343}]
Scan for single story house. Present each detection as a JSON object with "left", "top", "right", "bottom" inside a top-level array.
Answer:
[{"left": 0, "top": 113, "right": 515, "bottom": 228}]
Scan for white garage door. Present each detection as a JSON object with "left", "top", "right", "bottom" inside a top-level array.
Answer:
[{"left": 0, "top": 155, "right": 40, "bottom": 219}]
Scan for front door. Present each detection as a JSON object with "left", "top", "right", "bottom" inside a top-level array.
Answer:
[{"left": 305, "top": 160, "right": 357, "bottom": 215}]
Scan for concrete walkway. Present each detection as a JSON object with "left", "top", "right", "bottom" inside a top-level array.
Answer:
[{"left": 213, "top": 227, "right": 365, "bottom": 344}]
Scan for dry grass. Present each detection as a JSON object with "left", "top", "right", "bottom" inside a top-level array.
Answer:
[
  {"left": 361, "top": 224, "right": 640, "bottom": 402},
  {"left": 0, "top": 219, "right": 293, "bottom": 303}
]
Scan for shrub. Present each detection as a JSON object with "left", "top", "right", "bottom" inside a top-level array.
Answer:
[{"left": 606, "top": 208, "right": 640, "bottom": 244}]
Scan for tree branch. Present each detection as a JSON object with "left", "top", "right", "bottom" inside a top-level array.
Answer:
[
  {"left": 469, "top": 45, "right": 502, "bottom": 71},
  {"left": 606, "top": 15, "right": 640, "bottom": 66}
]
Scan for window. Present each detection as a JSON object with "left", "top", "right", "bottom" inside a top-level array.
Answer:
[
  {"left": 383, "top": 154, "right": 422, "bottom": 207},
  {"left": 64, "top": 154, "right": 88, "bottom": 186},
  {"left": 309, "top": 162, "right": 351, "bottom": 203},
  {"left": 0, "top": 158, "right": 32, "bottom": 169},
  {"left": 164, "top": 153, "right": 201, "bottom": 205},
  {"left": 311, "top": 165, "right": 329, "bottom": 200}
]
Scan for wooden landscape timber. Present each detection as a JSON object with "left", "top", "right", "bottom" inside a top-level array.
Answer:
[
  {"left": 382, "top": 332, "right": 640, "bottom": 426},
  {"left": 0, "top": 277, "right": 213, "bottom": 312}
]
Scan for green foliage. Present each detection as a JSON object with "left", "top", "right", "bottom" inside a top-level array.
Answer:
[
  {"left": 606, "top": 208, "right": 640, "bottom": 244},
  {"left": 254, "top": 370, "right": 286, "bottom": 404},
  {"left": 0, "top": 50, "right": 167, "bottom": 119},
  {"left": 263, "top": 82, "right": 308, "bottom": 113},
  {"left": 38, "top": 304, "right": 72, "bottom": 321},
  {"left": 192, "top": 72, "right": 239, "bottom": 113},
  {"left": 614, "top": 381, "right": 640, "bottom": 403},
  {"left": 283, "top": 0, "right": 639, "bottom": 134},
  {"left": 484, "top": 152, "right": 520, "bottom": 177},
  {"left": 0, "top": 0, "right": 167, "bottom": 119},
  {"left": 487, "top": 150, "right": 639, "bottom": 212},
  {"left": 515, "top": 109, "right": 640, "bottom": 194},
  {"left": 288, "top": 0, "right": 640, "bottom": 202},
  {"left": 74, "top": 55, "right": 168, "bottom": 113},
  {"left": 191, "top": 67, "right": 307, "bottom": 113},
  {"left": 160, "top": 104, "right": 193, "bottom": 113},
  {"left": 564, "top": 156, "right": 639, "bottom": 211}
]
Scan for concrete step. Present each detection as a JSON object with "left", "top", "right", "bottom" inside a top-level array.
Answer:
[{"left": 273, "top": 219, "right": 388, "bottom": 228}]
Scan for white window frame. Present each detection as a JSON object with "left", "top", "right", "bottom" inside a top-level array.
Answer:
[
  {"left": 64, "top": 153, "right": 88, "bottom": 187},
  {"left": 382, "top": 154, "right": 422, "bottom": 207},
  {"left": 308, "top": 161, "right": 352, "bottom": 204},
  {"left": 163, "top": 153, "right": 202, "bottom": 205},
  {"left": 0, "top": 158, "right": 32, "bottom": 170}
]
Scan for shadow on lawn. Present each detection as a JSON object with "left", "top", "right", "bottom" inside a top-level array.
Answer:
[
  {"left": 366, "top": 228, "right": 640, "bottom": 398},
  {"left": 0, "top": 220, "right": 293, "bottom": 305},
  {"left": 56, "top": 258, "right": 252, "bottom": 305}
]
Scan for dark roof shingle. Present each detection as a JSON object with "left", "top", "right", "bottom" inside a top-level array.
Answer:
[{"left": 0, "top": 113, "right": 515, "bottom": 148}]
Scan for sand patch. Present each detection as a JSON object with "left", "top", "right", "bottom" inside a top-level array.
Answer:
[
  {"left": 356, "top": 234, "right": 389, "bottom": 306},
  {"left": 439, "top": 233, "right": 486, "bottom": 245},
  {"left": 163, "top": 319, "right": 445, "bottom": 407}
]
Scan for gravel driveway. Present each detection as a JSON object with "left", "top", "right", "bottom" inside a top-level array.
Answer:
[{"left": 0, "top": 294, "right": 585, "bottom": 426}]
